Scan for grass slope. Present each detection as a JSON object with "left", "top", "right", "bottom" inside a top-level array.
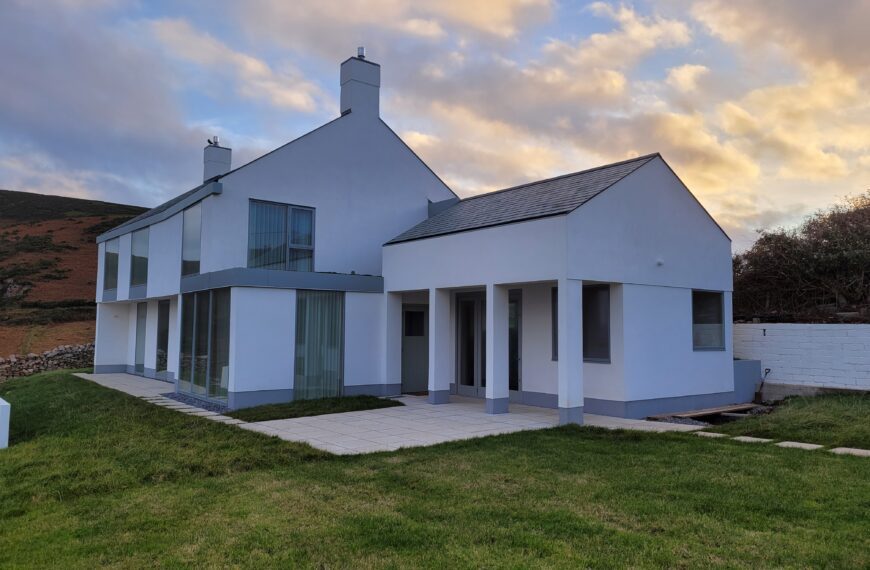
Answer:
[
  {"left": 710, "top": 393, "right": 870, "bottom": 448},
  {"left": 227, "top": 395, "right": 404, "bottom": 422},
  {"left": 1, "top": 371, "right": 868, "bottom": 568}
]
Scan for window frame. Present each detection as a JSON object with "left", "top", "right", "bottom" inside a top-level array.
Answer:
[
  {"left": 582, "top": 284, "right": 611, "bottom": 364},
  {"left": 247, "top": 199, "right": 315, "bottom": 272},
  {"left": 692, "top": 290, "right": 725, "bottom": 351}
]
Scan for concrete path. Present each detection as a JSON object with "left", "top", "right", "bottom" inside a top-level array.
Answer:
[
  {"left": 76, "top": 372, "right": 700, "bottom": 454},
  {"left": 695, "top": 431, "right": 870, "bottom": 457}
]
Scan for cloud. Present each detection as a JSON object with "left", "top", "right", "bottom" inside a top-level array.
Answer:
[{"left": 666, "top": 64, "right": 709, "bottom": 92}]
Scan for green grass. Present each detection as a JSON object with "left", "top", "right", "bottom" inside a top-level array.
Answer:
[
  {"left": 1, "top": 371, "right": 868, "bottom": 568},
  {"left": 227, "top": 395, "right": 404, "bottom": 422},
  {"left": 710, "top": 393, "right": 870, "bottom": 448}
]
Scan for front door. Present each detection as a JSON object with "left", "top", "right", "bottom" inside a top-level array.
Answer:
[
  {"left": 456, "top": 292, "right": 486, "bottom": 397},
  {"left": 401, "top": 305, "right": 428, "bottom": 393}
]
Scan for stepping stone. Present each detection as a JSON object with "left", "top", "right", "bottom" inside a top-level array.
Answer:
[
  {"left": 696, "top": 432, "right": 728, "bottom": 438},
  {"left": 829, "top": 447, "right": 870, "bottom": 457},
  {"left": 776, "top": 441, "right": 824, "bottom": 450},
  {"left": 732, "top": 436, "right": 773, "bottom": 443}
]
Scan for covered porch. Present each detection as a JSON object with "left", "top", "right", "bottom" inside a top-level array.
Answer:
[{"left": 386, "top": 278, "right": 602, "bottom": 425}]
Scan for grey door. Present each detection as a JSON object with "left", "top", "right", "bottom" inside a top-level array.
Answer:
[
  {"left": 401, "top": 305, "right": 428, "bottom": 393},
  {"left": 456, "top": 292, "right": 486, "bottom": 397}
]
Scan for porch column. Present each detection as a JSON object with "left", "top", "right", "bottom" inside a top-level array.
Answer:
[
  {"left": 428, "top": 287, "right": 451, "bottom": 404},
  {"left": 384, "top": 292, "right": 402, "bottom": 389},
  {"left": 557, "top": 278, "right": 584, "bottom": 424},
  {"left": 485, "top": 283, "right": 509, "bottom": 413}
]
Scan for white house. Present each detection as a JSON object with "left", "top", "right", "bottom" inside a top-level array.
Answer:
[{"left": 93, "top": 52, "right": 746, "bottom": 423}]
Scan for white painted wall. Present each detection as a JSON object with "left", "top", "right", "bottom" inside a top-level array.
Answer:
[
  {"left": 383, "top": 216, "right": 567, "bottom": 291},
  {"left": 622, "top": 284, "right": 734, "bottom": 400},
  {"left": 566, "top": 157, "right": 732, "bottom": 292},
  {"left": 144, "top": 300, "right": 158, "bottom": 371},
  {"left": 229, "top": 287, "right": 295, "bottom": 394},
  {"left": 94, "top": 303, "right": 130, "bottom": 366},
  {"left": 201, "top": 112, "right": 455, "bottom": 277},
  {"left": 167, "top": 296, "right": 180, "bottom": 378},
  {"left": 517, "top": 282, "right": 557, "bottom": 396},
  {"left": 147, "top": 214, "right": 182, "bottom": 298},
  {"left": 584, "top": 283, "right": 626, "bottom": 401},
  {"left": 125, "top": 302, "right": 141, "bottom": 365},
  {"left": 734, "top": 323, "right": 870, "bottom": 390},
  {"left": 344, "top": 292, "right": 385, "bottom": 388}
]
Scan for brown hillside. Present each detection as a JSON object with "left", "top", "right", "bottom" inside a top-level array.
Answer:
[{"left": 0, "top": 190, "right": 146, "bottom": 357}]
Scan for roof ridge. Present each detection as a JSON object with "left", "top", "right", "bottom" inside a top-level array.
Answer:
[{"left": 458, "top": 153, "right": 659, "bottom": 203}]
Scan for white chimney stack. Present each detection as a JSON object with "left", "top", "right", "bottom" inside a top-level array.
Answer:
[
  {"left": 340, "top": 48, "right": 380, "bottom": 117},
  {"left": 203, "top": 137, "right": 231, "bottom": 181}
]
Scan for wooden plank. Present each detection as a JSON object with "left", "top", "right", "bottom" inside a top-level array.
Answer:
[{"left": 650, "top": 403, "right": 760, "bottom": 419}]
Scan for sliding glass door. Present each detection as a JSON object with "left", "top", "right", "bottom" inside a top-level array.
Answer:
[
  {"left": 294, "top": 290, "right": 344, "bottom": 400},
  {"left": 178, "top": 289, "right": 230, "bottom": 401}
]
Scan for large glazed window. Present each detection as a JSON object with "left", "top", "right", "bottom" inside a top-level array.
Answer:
[
  {"left": 247, "top": 200, "right": 314, "bottom": 271},
  {"left": 181, "top": 203, "right": 201, "bottom": 276},
  {"left": 156, "top": 299, "right": 170, "bottom": 373},
  {"left": 130, "top": 228, "right": 149, "bottom": 287},
  {"left": 692, "top": 291, "right": 724, "bottom": 350},
  {"left": 295, "top": 290, "right": 344, "bottom": 399},
  {"left": 583, "top": 285, "right": 610, "bottom": 362},
  {"left": 178, "top": 288, "right": 231, "bottom": 401},
  {"left": 103, "top": 238, "right": 119, "bottom": 291}
]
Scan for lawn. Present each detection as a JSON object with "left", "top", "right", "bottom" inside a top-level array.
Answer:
[
  {"left": 1, "top": 371, "right": 868, "bottom": 568},
  {"left": 227, "top": 394, "right": 403, "bottom": 422},
  {"left": 710, "top": 393, "right": 870, "bottom": 448}
]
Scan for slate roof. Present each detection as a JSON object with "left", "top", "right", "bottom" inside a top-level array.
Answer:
[
  {"left": 386, "top": 153, "right": 659, "bottom": 245},
  {"left": 106, "top": 183, "right": 207, "bottom": 236}
]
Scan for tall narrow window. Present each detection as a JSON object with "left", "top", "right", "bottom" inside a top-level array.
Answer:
[
  {"left": 583, "top": 285, "right": 610, "bottom": 362},
  {"left": 130, "top": 228, "right": 149, "bottom": 287},
  {"left": 248, "top": 201, "right": 287, "bottom": 269},
  {"left": 693, "top": 291, "right": 724, "bottom": 350},
  {"left": 104, "top": 238, "right": 119, "bottom": 291},
  {"left": 289, "top": 207, "right": 314, "bottom": 271},
  {"left": 134, "top": 302, "right": 147, "bottom": 373},
  {"left": 295, "top": 290, "right": 344, "bottom": 400},
  {"left": 178, "top": 289, "right": 231, "bottom": 401},
  {"left": 156, "top": 299, "right": 170, "bottom": 373},
  {"left": 181, "top": 203, "right": 201, "bottom": 276},
  {"left": 551, "top": 287, "right": 558, "bottom": 361}
]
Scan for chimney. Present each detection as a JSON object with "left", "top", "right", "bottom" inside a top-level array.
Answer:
[
  {"left": 203, "top": 136, "right": 231, "bottom": 181},
  {"left": 340, "top": 47, "right": 380, "bottom": 117}
]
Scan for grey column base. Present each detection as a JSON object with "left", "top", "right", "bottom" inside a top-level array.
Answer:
[
  {"left": 559, "top": 406, "right": 584, "bottom": 425},
  {"left": 93, "top": 364, "right": 127, "bottom": 374},
  {"left": 228, "top": 389, "right": 294, "bottom": 410},
  {"left": 428, "top": 390, "right": 450, "bottom": 404},
  {"left": 344, "top": 383, "right": 402, "bottom": 397},
  {"left": 485, "top": 397, "right": 509, "bottom": 414}
]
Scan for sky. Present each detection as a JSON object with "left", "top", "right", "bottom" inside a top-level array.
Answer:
[{"left": 1, "top": 0, "right": 869, "bottom": 251}]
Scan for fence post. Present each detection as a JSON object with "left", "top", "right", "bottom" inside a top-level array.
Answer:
[{"left": 0, "top": 397, "right": 9, "bottom": 450}]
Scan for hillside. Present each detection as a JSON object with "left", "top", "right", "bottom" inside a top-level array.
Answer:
[{"left": 0, "top": 189, "right": 146, "bottom": 356}]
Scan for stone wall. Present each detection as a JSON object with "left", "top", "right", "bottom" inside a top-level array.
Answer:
[
  {"left": 0, "top": 344, "right": 94, "bottom": 381},
  {"left": 733, "top": 323, "right": 870, "bottom": 391}
]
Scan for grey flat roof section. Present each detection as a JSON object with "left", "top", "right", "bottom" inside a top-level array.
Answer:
[{"left": 386, "top": 153, "right": 659, "bottom": 245}]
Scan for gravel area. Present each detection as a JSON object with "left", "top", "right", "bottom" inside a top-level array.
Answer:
[{"left": 161, "top": 392, "right": 228, "bottom": 413}]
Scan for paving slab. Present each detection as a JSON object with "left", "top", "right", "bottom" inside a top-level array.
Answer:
[
  {"left": 696, "top": 431, "right": 728, "bottom": 438},
  {"left": 776, "top": 441, "right": 824, "bottom": 450},
  {"left": 829, "top": 447, "right": 870, "bottom": 457},
  {"left": 733, "top": 436, "right": 774, "bottom": 443}
]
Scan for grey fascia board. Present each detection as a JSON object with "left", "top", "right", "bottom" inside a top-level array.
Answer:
[
  {"left": 181, "top": 268, "right": 384, "bottom": 294},
  {"left": 96, "top": 181, "right": 223, "bottom": 244}
]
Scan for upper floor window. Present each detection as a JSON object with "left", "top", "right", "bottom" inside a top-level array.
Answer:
[
  {"left": 103, "top": 238, "right": 119, "bottom": 291},
  {"left": 182, "top": 203, "right": 201, "bottom": 276},
  {"left": 247, "top": 200, "right": 314, "bottom": 271},
  {"left": 692, "top": 291, "right": 724, "bottom": 350},
  {"left": 130, "top": 228, "right": 149, "bottom": 287}
]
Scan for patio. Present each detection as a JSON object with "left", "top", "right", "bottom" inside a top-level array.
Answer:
[{"left": 75, "top": 372, "right": 701, "bottom": 454}]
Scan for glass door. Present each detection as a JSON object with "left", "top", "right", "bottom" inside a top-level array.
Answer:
[{"left": 456, "top": 292, "right": 486, "bottom": 397}]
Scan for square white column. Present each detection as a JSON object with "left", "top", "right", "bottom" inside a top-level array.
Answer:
[
  {"left": 384, "top": 292, "right": 403, "bottom": 390},
  {"left": 485, "top": 283, "right": 509, "bottom": 414},
  {"left": 428, "top": 288, "right": 452, "bottom": 404},
  {"left": 557, "top": 278, "right": 584, "bottom": 424}
]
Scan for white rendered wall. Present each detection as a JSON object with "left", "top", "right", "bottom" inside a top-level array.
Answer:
[
  {"left": 147, "top": 214, "right": 182, "bottom": 298},
  {"left": 565, "top": 157, "right": 732, "bottom": 292},
  {"left": 622, "top": 284, "right": 734, "bottom": 401},
  {"left": 517, "top": 283, "right": 558, "bottom": 396},
  {"left": 200, "top": 112, "right": 455, "bottom": 277},
  {"left": 383, "top": 216, "right": 567, "bottom": 291},
  {"left": 583, "top": 283, "right": 626, "bottom": 401},
  {"left": 144, "top": 300, "right": 158, "bottom": 371},
  {"left": 94, "top": 303, "right": 130, "bottom": 366},
  {"left": 167, "top": 296, "right": 180, "bottom": 378},
  {"left": 126, "top": 302, "right": 142, "bottom": 365},
  {"left": 734, "top": 323, "right": 870, "bottom": 390},
  {"left": 229, "top": 287, "right": 295, "bottom": 394},
  {"left": 344, "top": 292, "right": 385, "bottom": 388}
]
